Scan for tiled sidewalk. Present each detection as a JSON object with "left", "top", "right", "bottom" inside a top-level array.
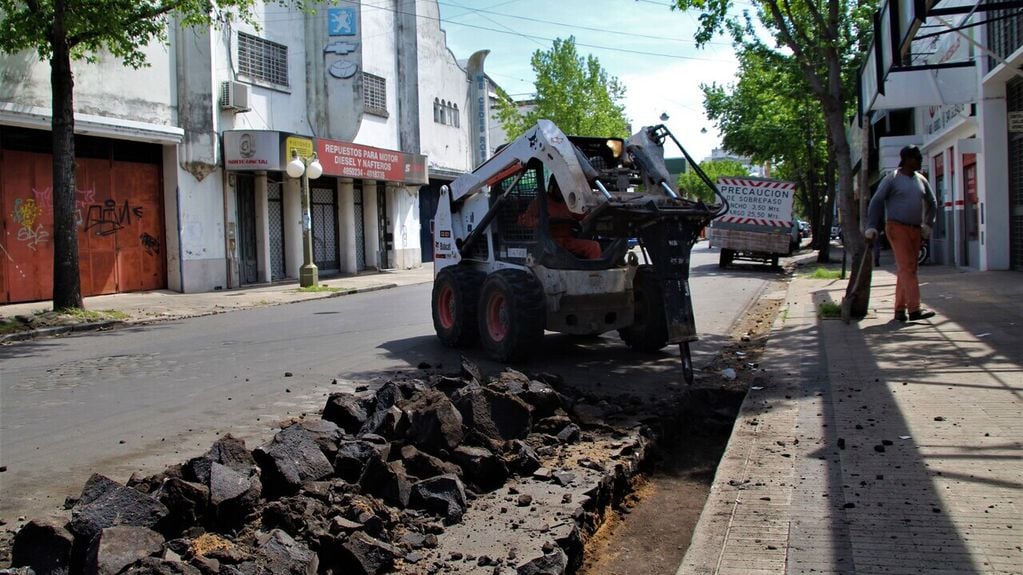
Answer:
[{"left": 680, "top": 265, "right": 1022, "bottom": 574}]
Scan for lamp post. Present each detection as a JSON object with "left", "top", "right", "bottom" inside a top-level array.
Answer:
[{"left": 286, "top": 149, "right": 323, "bottom": 287}]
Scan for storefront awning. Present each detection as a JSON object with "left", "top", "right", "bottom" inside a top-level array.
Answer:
[
  {"left": 0, "top": 103, "right": 184, "bottom": 144},
  {"left": 868, "top": 62, "right": 977, "bottom": 110},
  {"left": 858, "top": 0, "right": 998, "bottom": 116}
]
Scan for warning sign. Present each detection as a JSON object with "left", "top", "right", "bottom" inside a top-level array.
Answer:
[{"left": 716, "top": 178, "right": 796, "bottom": 227}]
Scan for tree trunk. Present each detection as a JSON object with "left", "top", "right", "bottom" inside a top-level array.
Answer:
[
  {"left": 821, "top": 160, "right": 837, "bottom": 260},
  {"left": 50, "top": 1, "right": 84, "bottom": 310},
  {"left": 825, "top": 107, "right": 870, "bottom": 317},
  {"left": 817, "top": 135, "right": 835, "bottom": 262}
]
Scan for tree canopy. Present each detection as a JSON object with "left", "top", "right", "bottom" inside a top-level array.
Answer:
[
  {"left": 0, "top": 0, "right": 309, "bottom": 68},
  {"left": 678, "top": 159, "right": 750, "bottom": 204},
  {"left": 701, "top": 43, "right": 835, "bottom": 256},
  {"left": 673, "top": 0, "right": 876, "bottom": 271},
  {"left": 495, "top": 36, "right": 629, "bottom": 140}
]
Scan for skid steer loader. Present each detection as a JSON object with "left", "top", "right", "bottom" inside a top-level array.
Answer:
[{"left": 431, "top": 120, "right": 727, "bottom": 384}]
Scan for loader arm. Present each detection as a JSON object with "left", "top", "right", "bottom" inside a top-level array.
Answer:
[{"left": 449, "top": 119, "right": 605, "bottom": 216}]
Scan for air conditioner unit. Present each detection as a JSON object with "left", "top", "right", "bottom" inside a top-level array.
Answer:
[{"left": 219, "top": 81, "right": 251, "bottom": 112}]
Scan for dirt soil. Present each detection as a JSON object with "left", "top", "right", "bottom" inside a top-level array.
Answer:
[{"left": 579, "top": 292, "right": 784, "bottom": 575}]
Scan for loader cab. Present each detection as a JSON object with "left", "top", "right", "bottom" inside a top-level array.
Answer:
[
  {"left": 566, "top": 135, "right": 630, "bottom": 192},
  {"left": 487, "top": 159, "right": 628, "bottom": 270},
  {"left": 567, "top": 136, "right": 625, "bottom": 171}
]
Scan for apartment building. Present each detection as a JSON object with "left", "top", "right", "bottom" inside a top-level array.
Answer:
[
  {"left": 859, "top": 0, "right": 1022, "bottom": 271},
  {"left": 0, "top": 0, "right": 481, "bottom": 302}
]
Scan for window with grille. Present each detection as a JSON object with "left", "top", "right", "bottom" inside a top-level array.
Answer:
[
  {"left": 363, "top": 73, "right": 388, "bottom": 117},
  {"left": 988, "top": 9, "right": 1023, "bottom": 71},
  {"left": 237, "top": 32, "right": 289, "bottom": 88}
]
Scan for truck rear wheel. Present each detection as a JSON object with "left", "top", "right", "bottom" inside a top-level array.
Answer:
[
  {"left": 619, "top": 265, "right": 668, "bottom": 352},
  {"left": 719, "top": 249, "right": 734, "bottom": 268},
  {"left": 432, "top": 266, "right": 484, "bottom": 348},
  {"left": 478, "top": 270, "right": 546, "bottom": 362}
]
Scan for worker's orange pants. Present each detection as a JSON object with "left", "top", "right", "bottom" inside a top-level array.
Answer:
[
  {"left": 885, "top": 221, "right": 923, "bottom": 313},
  {"left": 557, "top": 236, "right": 602, "bottom": 259}
]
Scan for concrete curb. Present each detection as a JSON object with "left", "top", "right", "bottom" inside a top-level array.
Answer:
[{"left": 0, "top": 282, "right": 401, "bottom": 345}]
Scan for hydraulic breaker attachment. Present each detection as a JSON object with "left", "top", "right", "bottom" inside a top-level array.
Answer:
[{"left": 637, "top": 210, "right": 716, "bottom": 385}]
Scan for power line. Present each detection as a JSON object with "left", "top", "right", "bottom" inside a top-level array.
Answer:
[
  {"left": 442, "top": 0, "right": 520, "bottom": 20},
  {"left": 437, "top": 0, "right": 731, "bottom": 47},
  {"left": 437, "top": 18, "right": 727, "bottom": 61},
  {"left": 438, "top": 0, "right": 548, "bottom": 50},
  {"left": 259, "top": 2, "right": 735, "bottom": 63}
]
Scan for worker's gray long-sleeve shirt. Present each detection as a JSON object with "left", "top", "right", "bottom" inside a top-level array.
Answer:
[{"left": 867, "top": 170, "right": 937, "bottom": 230}]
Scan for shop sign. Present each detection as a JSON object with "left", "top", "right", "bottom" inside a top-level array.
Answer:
[
  {"left": 925, "top": 103, "right": 967, "bottom": 135},
  {"left": 317, "top": 139, "right": 428, "bottom": 184},
  {"left": 923, "top": 30, "right": 972, "bottom": 136},
  {"left": 1009, "top": 112, "right": 1023, "bottom": 133},
  {"left": 284, "top": 136, "right": 315, "bottom": 162},
  {"left": 224, "top": 131, "right": 281, "bottom": 171}
]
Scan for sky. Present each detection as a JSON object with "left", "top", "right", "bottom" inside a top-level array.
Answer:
[{"left": 434, "top": 0, "right": 742, "bottom": 161}]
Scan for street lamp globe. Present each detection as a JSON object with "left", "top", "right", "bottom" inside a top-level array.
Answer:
[
  {"left": 306, "top": 156, "right": 323, "bottom": 180},
  {"left": 286, "top": 154, "right": 306, "bottom": 178}
]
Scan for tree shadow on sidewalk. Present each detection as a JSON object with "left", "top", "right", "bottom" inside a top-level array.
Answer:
[{"left": 749, "top": 285, "right": 1021, "bottom": 573}]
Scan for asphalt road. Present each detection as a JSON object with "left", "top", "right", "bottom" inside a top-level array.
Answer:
[{"left": 0, "top": 246, "right": 783, "bottom": 523}]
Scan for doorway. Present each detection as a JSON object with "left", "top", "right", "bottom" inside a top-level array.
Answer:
[
  {"left": 236, "top": 174, "right": 259, "bottom": 284},
  {"left": 378, "top": 188, "right": 390, "bottom": 269},
  {"left": 419, "top": 183, "right": 440, "bottom": 262},
  {"left": 268, "top": 181, "right": 286, "bottom": 280},
  {"left": 353, "top": 183, "right": 366, "bottom": 270},
  {"left": 311, "top": 186, "right": 339, "bottom": 273}
]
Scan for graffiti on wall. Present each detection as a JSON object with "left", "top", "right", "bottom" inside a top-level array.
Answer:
[
  {"left": 11, "top": 197, "right": 49, "bottom": 250},
  {"left": 27, "top": 185, "right": 98, "bottom": 228},
  {"left": 9, "top": 187, "right": 155, "bottom": 253},
  {"left": 85, "top": 199, "right": 144, "bottom": 236},
  {"left": 140, "top": 232, "right": 161, "bottom": 255},
  {"left": 2, "top": 154, "right": 168, "bottom": 302}
]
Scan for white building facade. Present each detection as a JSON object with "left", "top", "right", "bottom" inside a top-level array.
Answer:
[
  {"left": 859, "top": 0, "right": 1022, "bottom": 271},
  {"left": 0, "top": 0, "right": 480, "bottom": 303}
]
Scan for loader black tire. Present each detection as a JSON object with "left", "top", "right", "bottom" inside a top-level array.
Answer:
[
  {"left": 719, "top": 249, "right": 734, "bottom": 268},
  {"left": 618, "top": 265, "right": 668, "bottom": 352},
  {"left": 478, "top": 269, "right": 546, "bottom": 362},
  {"left": 432, "top": 265, "right": 485, "bottom": 348}
]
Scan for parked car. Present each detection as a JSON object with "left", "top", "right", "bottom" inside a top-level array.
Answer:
[
  {"left": 798, "top": 220, "right": 811, "bottom": 239},
  {"left": 789, "top": 222, "right": 802, "bottom": 254},
  {"left": 830, "top": 225, "right": 843, "bottom": 240}
]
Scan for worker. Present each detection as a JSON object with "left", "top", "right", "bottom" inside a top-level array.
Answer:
[
  {"left": 518, "top": 178, "right": 602, "bottom": 259},
  {"left": 865, "top": 145, "right": 937, "bottom": 322}
]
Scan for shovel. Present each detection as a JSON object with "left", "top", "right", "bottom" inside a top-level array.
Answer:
[{"left": 841, "top": 237, "right": 874, "bottom": 324}]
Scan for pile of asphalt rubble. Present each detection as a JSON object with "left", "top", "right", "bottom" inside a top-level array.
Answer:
[{"left": 7, "top": 358, "right": 668, "bottom": 575}]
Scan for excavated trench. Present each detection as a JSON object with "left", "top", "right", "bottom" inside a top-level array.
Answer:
[
  {"left": 579, "top": 293, "right": 784, "bottom": 575},
  {"left": 0, "top": 292, "right": 782, "bottom": 575}
]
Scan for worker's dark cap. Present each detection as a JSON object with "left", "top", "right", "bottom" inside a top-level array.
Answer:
[{"left": 899, "top": 145, "right": 923, "bottom": 166}]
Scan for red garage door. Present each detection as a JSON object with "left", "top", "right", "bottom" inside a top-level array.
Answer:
[{"left": 1, "top": 150, "right": 165, "bottom": 303}]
